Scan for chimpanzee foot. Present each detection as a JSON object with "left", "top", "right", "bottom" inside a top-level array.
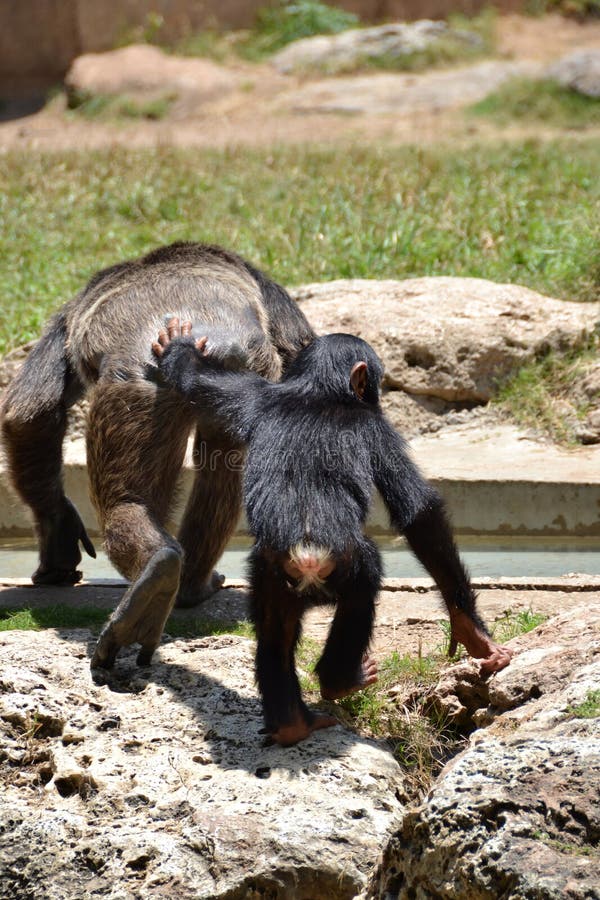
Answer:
[
  {"left": 32, "top": 566, "right": 83, "bottom": 586},
  {"left": 449, "top": 608, "right": 513, "bottom": 675},
  {"left": 319, "top": 653, "right": 378, "bottom": 700},
  {"left": 175, "top": 569, "right": 226, "bottom": 608},
  {"left": 271, "top": 712, "right": 338, "bottom": 747},
  {"left": 33, "top": 498, "right": 96, "bottom": 586},
  {"left": 91, "top": 547, "right": 181, "bottom": 670}
]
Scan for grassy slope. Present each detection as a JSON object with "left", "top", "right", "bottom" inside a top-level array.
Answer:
[{"left": 1, "top": 139, "right": 599, "bottom": 355}]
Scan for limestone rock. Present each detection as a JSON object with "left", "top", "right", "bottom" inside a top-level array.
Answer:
[
  {"left": 65, "top": 44, "right": 242, "bottom": 107},
  {"left": 284, "top": 61, "right": 540, "bottom": 115},
  {"left": 271, "top": 20, "right": 481, "bottom": 75},
  {"left": 0, "top": 630, "right": 405, "bottom": 899},
  {"left": 366, "top": 602, "right": 600, "bottom": 899},
  {"left": 293, "top": 277, "right": 599, "bottom": 402},
  {"left": 573, "top": 359, "right": 600, "bottom": 445},
  {"left": 547, "top": 49, "right": 600, "bottom": 98}
]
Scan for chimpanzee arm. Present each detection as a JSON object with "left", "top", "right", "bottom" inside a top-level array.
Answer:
[
  {"left": 371, "top": 418, "right": 512, "bottom": 674},
  {"left": 154, "top": 335, "right": 266, "bottom": 442}
]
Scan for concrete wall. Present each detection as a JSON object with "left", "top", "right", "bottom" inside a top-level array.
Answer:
[{"left": 1, "top": 0, "right": 525, "bottom": 93}]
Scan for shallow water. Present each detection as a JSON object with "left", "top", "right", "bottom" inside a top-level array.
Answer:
[{"left": 2, "top": 536, "right": 600, "bottom": 581}]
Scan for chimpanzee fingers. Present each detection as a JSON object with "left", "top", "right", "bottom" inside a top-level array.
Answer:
[
  {"left": 181, "top": 321, "right": 192, "bottom": 337},
  {"left": 166, "top": 317, "right": 181, "bottom": 340},
  {"left": 195, "top": 336, "right": 209, "bottom": 355},
  {"left": 361, "top": 653, "right": 378, "bottom": 686},
  {"left": 478, "top": 646, "right": 513, "bottom": 676},
  {"left": 153, "top": 327, "right": 170, "bottom": 354}
]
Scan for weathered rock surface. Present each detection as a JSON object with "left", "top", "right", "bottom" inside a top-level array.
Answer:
[
  {"left": 284, "top": 61, "right": 540, "bottom": 115},
  {"left": 366, "top": 602, "right": 600, "bottom": 899},
  {"left": 572, "top": 358, "right": 600, "bottom": 445},
  {"left": 293, "top": 277, "right": 599, "bottom": 403},
  {"left": 547, "top": 49, "right": 600, "bottom": 98},
  {"left": 65, "top": 44, "right": 242, "bottom": 107},
  {"left": 2, "top": 277, "right": 597, "bottom": 441},
  {"left": 272, "top": 20, "right": 482, "bottom": 75},
  {"left": 0, "top": 630, "right": 405, "bottom": 899}
]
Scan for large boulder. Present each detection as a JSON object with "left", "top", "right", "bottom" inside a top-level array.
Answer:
[
  {"left": 293, "top": 277, "right": 599, "bottom": 402},
  {"left": 547, "top": 49, "right": 600, "bottom": 98},
  {"left": 0, "top": 630, "right": 405, "bottom": 899},
  {"left": 64, "top": 44, "right": 242, "bottom": 107},
  {"left": 271, "top": 20, "right": 482, "bottom": 75},
  {"left": 366, "top": 602, "right": 600, "bottom": 899},
  {"left": 283, "top": 61, "right": 540, "bottom": 114}
]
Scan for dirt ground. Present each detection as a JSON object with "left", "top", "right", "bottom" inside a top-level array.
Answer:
[
  {"left": 2, "top": 576, "right": 598, "bottom": 662},
  {"left": 2, "top": 14, "right": 600, "bottom": 152}
]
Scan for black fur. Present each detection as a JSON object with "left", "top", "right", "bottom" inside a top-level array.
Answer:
[{"left": 158, "top": 332, "right": 492, "bottom": 740}]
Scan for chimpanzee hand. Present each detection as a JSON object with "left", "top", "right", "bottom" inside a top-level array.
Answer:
[
  {"left": 448, "top": 608, "right": 513, "bottom": 675},
  {"left": 152, "top": 317, "right": 209, "bottom": 359},
  {"left": 152, "top": 317, "right": 211, "bottom": 392}
]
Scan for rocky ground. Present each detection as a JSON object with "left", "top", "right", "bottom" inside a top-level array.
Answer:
[
  {"left": 2, "top": 15, "right": 600, "bottom": 151},
  {"left": 0, "top": 599, "right": 598, "bottom": 898}
]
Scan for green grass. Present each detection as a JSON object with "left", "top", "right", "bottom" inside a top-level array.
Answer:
[
  {"left": 298, "top": 635, "right": 460, "bottom": 796},
  {"left": 567, "top": 689, "right": 600, "bottom": 718},
  {"left": 237, "top": 0, "right": 359, "bottom": 60},
  {"left": 1, "top": 140, "right": 599, "bottom": 355},
  {"left": 492, "top": 608, "right": 548, "bottom": 642},
  {"left": 0, "top": 606, "right": 108, "bottom": 632},
  {"left": 494, "top": 335, "right": 600, "bottom": 442},
  {"left": 127, "top": 1, "right": 359, "bottom": 63},
  {"left": 526, "top": 0, "right": 600, "bottom": 16},
  {"left": 471, "top": 78, "right": 600, "bottom": 129},
  {"left": 67, "top": 90, "right": 175, "bottom": 121},
  {"left": 0, "top": 605, "right": 253, "bottom": 640}
]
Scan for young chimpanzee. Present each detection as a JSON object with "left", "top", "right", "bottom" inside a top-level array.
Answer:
[{"left": 152, "top": 320, "right": 512, "bottom": 746}]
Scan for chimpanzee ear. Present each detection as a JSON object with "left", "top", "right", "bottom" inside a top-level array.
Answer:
[{"left": 350, "top": 361, "right": 368, "bottom": 400}]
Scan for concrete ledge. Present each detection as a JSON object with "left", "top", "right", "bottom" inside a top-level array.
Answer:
[{"left": 1, "top": 424, "right": 599, "bottom": 538}]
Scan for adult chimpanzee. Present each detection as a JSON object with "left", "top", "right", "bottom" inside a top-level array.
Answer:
[
  {"left": 1, "top": 243, "right": 315, "bottom": 669},
  {"left": 152, "top": 320, "right": 512, "bottom": 746}
]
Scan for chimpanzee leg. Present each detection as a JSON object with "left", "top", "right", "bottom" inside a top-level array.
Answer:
[
  {"left": 1, "top": 318, "right": 94, "bottom": 585},
  {"left": 87, "top": 377, "right": 192, "bottom": 669},
  {"left": 176, "top": 431, "right": 244, "bottom": 608},
  {"left": 403, "top": 496, "right": 512, "bottom": 673},
  {"left": 315, "top": 539, "right": 381, "bottom": 700},
  {"left": 250, "top": 551, "right": 337, "bottom": 746}
]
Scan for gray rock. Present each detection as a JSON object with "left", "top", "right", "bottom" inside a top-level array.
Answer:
[
  {"left": 284, "top": 61, "right": 541, "bottom": 114},
  {"left": 366, "top": 602, "right": 600, "bottom": 899},
  {"left": 272, "top": 20, "right": 481, "bottom": 75},
  {"left": 293, "top": 277, "right": 599, "bottom": 402},
  {"left": 0, "top": 630, "right": 405, "bottom": 899},
  {"left": 547, "top": 49, "right": 600, "bottom": 98}
]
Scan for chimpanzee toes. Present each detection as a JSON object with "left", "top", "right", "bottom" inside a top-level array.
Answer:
[
  {"left": 90, "top": 625, "right": 119, "bottom": 670},
  {"left": 271, "top": 713, "right": 338, "bottom": 746},
  {"left": 176, "top": 569, "right": 226, "bottom": 608},
  {"left": 136, "top": 645, "right": 156, "bottom": 667}
]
